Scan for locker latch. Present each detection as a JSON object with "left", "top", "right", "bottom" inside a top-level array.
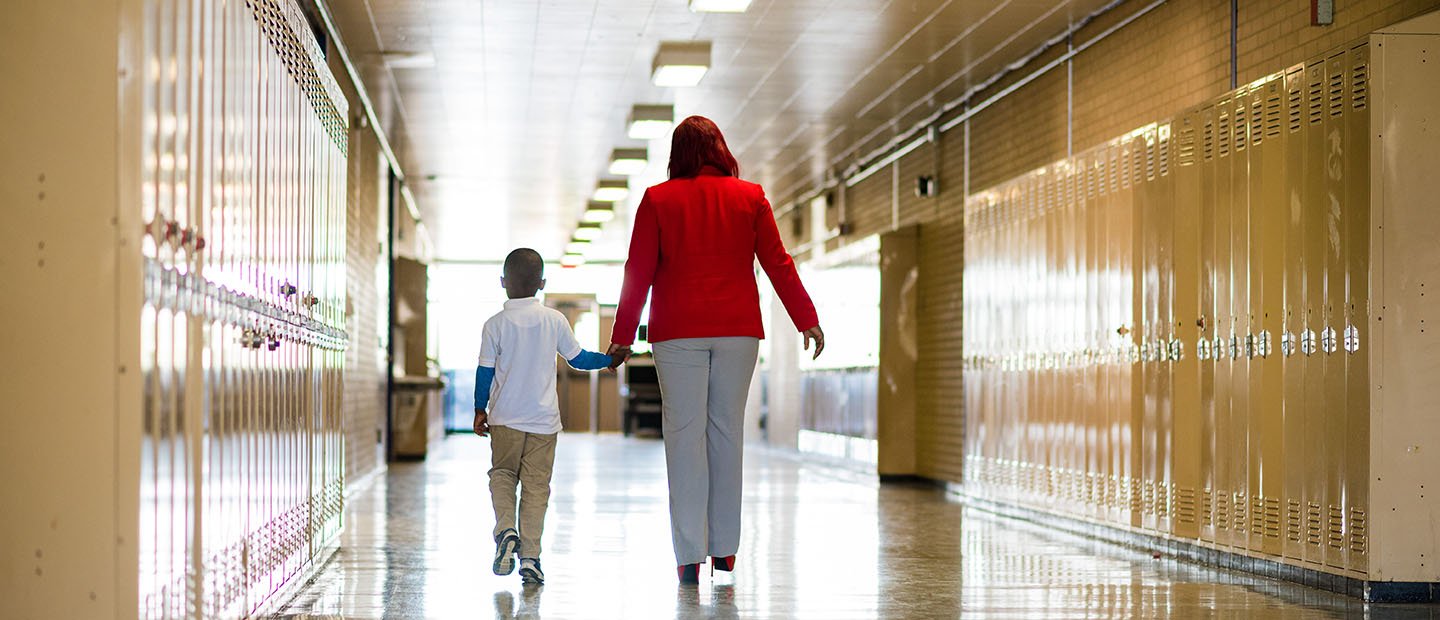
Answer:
[
  {"left": 1321, "top": 326, "right": 1338, "bottom": 355},
  {"left": 1300, "top": 329, "right": 1318, "bottom": 356},
  {"left": 1281, "top": 331, "right": 1296, "bottom": 357},
  {"left": 1168, "top": 339, "right": 1183, "bottom": 362},
  {"left": 1257, "top": 330, "right": 1272, "bottom": 358},
  {"left": 280, "top": 282, "right": 298, "bottom": 297},
  {"left": 1344, "top": 324, "right": 1360, "bottom": 353},
  {"left": 1198, "top": 337, "right": 1213, "bottom": 361}
]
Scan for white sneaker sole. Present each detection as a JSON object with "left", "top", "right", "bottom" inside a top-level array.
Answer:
[{"left": 492, "top": 536, "right": 520, "bottom": 575}]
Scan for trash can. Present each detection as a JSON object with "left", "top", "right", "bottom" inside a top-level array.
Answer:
[{"left": 391, "top": 376, "right": 445, "bottom": 460}]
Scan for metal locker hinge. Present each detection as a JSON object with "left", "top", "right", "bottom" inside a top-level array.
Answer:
[
  {"left": 1257, "top": 330, "right": 1273, "bottom": 358},
  {"left": 1168, "top": 339, "right": 1184, "bottom": 361},
  {"left": 1245, "top": 334, "right": 1257, "bottom": 359},
  {"left": 1300, "top": 329, "right": 1317, "bottom": 356},
  {"left": 1281, "top": 331, "right": 1296, "bottom": 357},
  {"left": 1344, "top": 324, "right": 1360, "bottom": 353},
  {"left": 1321, "top": 326, "right": 1338, "bottom": 354},
  {"left": 1229, "top": 334, "right": 1241, "bottom": 360},
  {"left": 1197, "top": 337, "right": 1213, "bottom": 361}
]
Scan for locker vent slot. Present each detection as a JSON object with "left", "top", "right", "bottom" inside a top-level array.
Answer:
[
  {"left": 1286, "top": 500, "right": 1303, "bottom": 542},
  {"left": 1233, "top": 492, "right": 1248, "bottom": 532},
  {"left": 1216, "top": 494, "right": 1231, "bottom": 530},
  {"left": 1349, "top": 507, "right": 1367, "bottom": 554},
  {"left": 1110, "top": 152, "right": 1120, "bottom": 193},
  {"left": 1288, "top": 83, "right": 1303, "bottom": 132},
  {"left": 1177, "top": 486, "right": 1197, "bottom": 524},
  {"left": 1352, "top": 63, "right": 1368, "bottom": 109},
  {"left": 1218, "top": 113, "right": 1231, "bottom": 158},
  {"left": 1265, "top": 92, "right": 1283, "bottom": 138},
  {"left": 1201, "top": 489, "right": 1214, "bottom": 527},
  {"left": 1146, "top": 135, "right": 1157, "bottom": 180},
  {"left": 245, "top": 0, "right": 349, "bottom": 150},
  {"left": 1178, "top": 124, "right": 1196, "bottom": 166},
  {"left": 1233, "top": 103, "right": 1247, "bottom": 151},
  {"left": 1327, "top": 505, "right": 1345, "bottom": 549},
  {"left": 1251, "top": 99, "right": 1265, "bottom": 145},
  {"left": 1252, "top": 495, "right": 1266, "bottom": 536},
  {"left": 1308, "top": 71, "right": 1324, "bottom": 125},
  {"left": 1121, "top": 150, "right": 1133, "bottom": 189},
  {"left": 1328, "top": 67, "right": 1345, "bottom": 117},
  {"left": 1203, "top": 118, "right": 1215, "bottom": 161},
  {"left": 1132, "top": 142, "right": 1144, "bottom": 186},
  {"left": 1158, "top": 130, "right": 1170, "bottom": 176},
  {"left": 1306, "top": 502, "right": 1324, "bottom": 546},
  {"left": 1264, "top": 497, "right": 1281, "bottom": 538},
  {"left": 1086, "top": 165, "right": 1096, "bottom": 199}
]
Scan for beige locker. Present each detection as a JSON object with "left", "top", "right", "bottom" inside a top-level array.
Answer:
[
  {"left": 1280, "top": 64, "right": 1310, "bottom": 563},
  {"left": 1197, "top": 103, "right": 1220, "bottom": 544},
  {"left": 1255, "top": 74, "right": 1289, "bottom": 557},
  {"left": 1213, "top": 93, "right": 1237, "bottom": 547},
  {"left": 1342, "top": 42, "right": 1371, "bottom": 574},
  {"left": 1321, "top": 52, "right": 1350, "bottom": 571},
  {"left": 1172, "top": 110, "right": 1202, "bottom": 540},
  {"left": 1229, "top": 87, "right": 1254, "bottom": 552},
  {"left": 1300, "top": 58, "right": 1329, "bottom": 567}
]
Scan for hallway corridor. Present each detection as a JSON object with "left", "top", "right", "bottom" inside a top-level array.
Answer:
[{"left": 270, "top": 435, "right": 1398, "bottom": 619}]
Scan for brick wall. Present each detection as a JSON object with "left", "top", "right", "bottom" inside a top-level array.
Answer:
[{"left": 810, "top": 0, "right": 1440, "bottom": 484}]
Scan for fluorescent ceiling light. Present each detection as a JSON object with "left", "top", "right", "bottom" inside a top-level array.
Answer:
[
  {"left": 652, "top": 42, "right": 711, "bottom": 87},
  {"left": 592, "top": 179, "right": 629, "bottom": 202},
  {"left": 573, "top": 223, "right": 603, "bottom": 241},
  {"left": 609, "top": 148, "right": 649, "bottom": 176},
  {"left": 689, "top": 0, "right": 751, "bottom": 12},
  {"left": 565, "top": 241, "right": 590, "bottom": 254},
  {"left": 380, "top": 51, "right": 436, "bottom": 69},
  {"left": 560, "top": 254, "right": 585, "bottom": 268},
  {"left": 628, "top": 104, "right": 675, "bottom": 140},
  {"left": 583, "top": 201, "right": 617, "bottom": 223}
]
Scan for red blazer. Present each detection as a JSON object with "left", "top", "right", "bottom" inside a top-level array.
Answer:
[{"left": 611, "top": 166, "right": 819, "bottom": 346}]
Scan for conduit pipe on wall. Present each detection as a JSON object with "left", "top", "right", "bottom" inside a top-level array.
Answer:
[
  {"left": 311, "top": 0, "right": 425, "bottom": 229},
  {"left": 798, "top": 0, "right": 1167, "bottom": 201}
]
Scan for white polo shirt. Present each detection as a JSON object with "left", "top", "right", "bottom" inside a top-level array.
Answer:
[{"left": 477, "top": 297, "right": 583, "bottom": 434}]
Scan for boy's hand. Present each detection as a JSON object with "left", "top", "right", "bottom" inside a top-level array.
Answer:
[
  {"left": 606, "top": 343, "right": 632, "bottom": 371},
  {"left": 473, "top": 409, "right": 489, "bottom": 436}
]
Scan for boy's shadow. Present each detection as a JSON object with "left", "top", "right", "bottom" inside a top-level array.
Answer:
[
  {"left": 493, "top": 585, "right": 543, "bottom": 620},
  {"left": 675, "top": 584, "right": 739, "bottom": 620}
]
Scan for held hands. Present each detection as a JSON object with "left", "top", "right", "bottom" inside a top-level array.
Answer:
[
  {"left": 606, "top": 343, "right": 633, "bottom": 371},
  {"left": 473, "top": 409, "right": 489, "bottom": 436},
  {"left": 803, "top": 325, "right": 826, "bottom": 360}
]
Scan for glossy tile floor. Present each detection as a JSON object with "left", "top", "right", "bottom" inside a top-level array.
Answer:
[{"left": 272, "top": 435, "right": 1437, "bottom": 619}]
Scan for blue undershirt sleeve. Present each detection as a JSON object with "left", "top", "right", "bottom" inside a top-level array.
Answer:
[
  {"left": 566, "top": 349, "right": 613, "bottom": 371},
  {"left": 474, "top": 365, "right": 495, "bottom": 412}
]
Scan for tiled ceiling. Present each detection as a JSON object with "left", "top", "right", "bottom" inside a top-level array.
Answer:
[{"left": 325, "top": 0, "right": 1114, "bottom": 261}]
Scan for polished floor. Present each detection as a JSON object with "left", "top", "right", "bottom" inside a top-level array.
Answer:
[{"left": 271, "top": 435, "right": 1435, "bottom": 619}]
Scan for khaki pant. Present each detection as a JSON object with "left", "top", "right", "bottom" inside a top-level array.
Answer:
[{"left": 489, "top": 426, "right": 558, "bottom": 558}]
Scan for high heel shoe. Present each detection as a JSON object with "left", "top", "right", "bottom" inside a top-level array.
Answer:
[
  {"left": 711, "top": 555, "right": 736, "bottom": 573},
  {"left": 677, "top": 563, "right": 701, "bottom": 585}
]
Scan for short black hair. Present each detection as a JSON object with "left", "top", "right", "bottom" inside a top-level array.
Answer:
[{"left": 503, "top": 248, "right": 545, "bottom": 290}]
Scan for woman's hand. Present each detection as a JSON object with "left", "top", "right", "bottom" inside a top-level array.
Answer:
[
  {"left": 802, "top": 325, "right": 825, "bottom": 360},
  {"left": 606, "top": 343, "right": 633, "bottom": 371}
]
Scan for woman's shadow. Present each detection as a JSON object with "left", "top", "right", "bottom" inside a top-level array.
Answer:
[{"left": 493, "top": 585, "right": 543, "bottom": 620}]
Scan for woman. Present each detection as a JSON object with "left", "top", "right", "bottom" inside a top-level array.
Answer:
[{"left": 608, "top": 116, "right": 824, "bottom": 585}]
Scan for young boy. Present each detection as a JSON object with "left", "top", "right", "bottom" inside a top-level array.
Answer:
[{"left": 473, "top": 248, "right": 615, "bottom": 584}]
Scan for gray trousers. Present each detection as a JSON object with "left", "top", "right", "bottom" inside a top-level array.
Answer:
[{"left": 652, "top": 336, "right": 760, "bottom": 565}]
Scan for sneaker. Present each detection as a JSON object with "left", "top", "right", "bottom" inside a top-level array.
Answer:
[
  {"left": 492, "top": 529, "right": 520, "bottom": 576},
  {"left": 519, "top": 557, "right": 545, "bottom": 584}
]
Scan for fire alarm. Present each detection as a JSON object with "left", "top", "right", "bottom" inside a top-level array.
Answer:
[{"left": 915, "top": 175, "right": 937, "bottom": 197}]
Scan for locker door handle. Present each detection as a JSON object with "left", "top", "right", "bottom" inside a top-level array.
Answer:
[
  {"left": 1320, "top": 326, "right": 1338, "bottom": 354},
  {"left": 1281, "top": 331, "right": 1296, "bottom": 357},
  {"left": 1117, "top": 325, "right": 1130, "bottom": 336},
  {"left": 1168, "top": 339, "right": 1184, "bottom": 362},
  {"left": 1344, "top": 324, "right": 1361, "bottom": 353},
  {"left": 1198, "top": 337, "right": 1213, "bottom": 360},
  {"left": 1300, "top": 329, "right": 1318, "bottom": 356},
  {"left": 1258, "top": 330, "right": 1272, "bottom": 358}
]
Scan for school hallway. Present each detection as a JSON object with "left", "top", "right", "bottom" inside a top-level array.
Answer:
[{"left": 268, "top": 434, "right": 1386, "bottom": 619}]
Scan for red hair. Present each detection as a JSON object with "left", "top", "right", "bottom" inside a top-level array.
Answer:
[{"left": 668, "top": 116, "right": 740, "bottom": 179}]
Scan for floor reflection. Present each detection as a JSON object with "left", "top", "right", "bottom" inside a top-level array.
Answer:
[{"left": 270, "top": 435, "right": 1436, "bottom": 619}]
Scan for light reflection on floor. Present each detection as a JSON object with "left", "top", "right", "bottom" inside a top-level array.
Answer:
[{"left": 270, "top": 435, "right": 1434, "bottom": 619}]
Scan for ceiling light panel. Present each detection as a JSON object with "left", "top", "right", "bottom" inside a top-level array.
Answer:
[
  {"left": 608, "top": 148, "right": 649, "bottom": 176},
  {"left": 592, "top": 179, "right": 629, "bottom": 202},
  {"left": 652, "top": 41, "right": 712, "bottom": 87},
  {"left": 583, "top": 201, "right": 617, "bottom": 223},
  {"left": 560, "top": 254, "right": 586, "bottom": 268},
  {"left": 688, "top": 0, "right": 751, "bottom": 12},
  {"left": 573, "top": 223, "right": 603, "bottom": 241},
  {"left": 628, "top": 104, "right": 675, "bottom": 140}
]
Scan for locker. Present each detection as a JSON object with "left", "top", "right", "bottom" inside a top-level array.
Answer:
[
  {"left": 1281, "top": 65, "right": 1310, "bottom": 562},
  {"left": 1255, "top": 74, "right": 1289, "bottom": 557},
  {"left": 1171, "top": 110, "right": 1202, "bottom": 540},
  {"left": 1342, "top": 42, "right": 1371, "bottom": 574},
  {"left": 1155, "top": 124, "right": 1175, "bottom": 536},
  {"left": 1300, "top": 58, "right": 1328, "bottom": 567},
  {"left": 1213, "top": 93, "right": 1237, "bottom": 548},
  {"left": 1229, "top": 87, "right": 1253, "bottom": 552},
  {"left": 1321, "top": 51, "right": 1350, "bottom": 571},
  {"left": 1197, "top": 103, "right": 1219, "bottom": 545}
]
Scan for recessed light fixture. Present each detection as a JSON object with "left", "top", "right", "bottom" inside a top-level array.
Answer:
[
  {"left": 689, "top": 0, "right": 751, "bottom": 12},
  {"left": 592, "top": 179, "right": 629, "bottom": 202},
  {"left": 609, "top": 148, "right": 649, "bottom": 176},
  {"left": 583, "top": 201, "right": 617, "bottom": 223},
  {"left": 380, "top": 50, "right": 436, "bottom": 69},
  {"left": 628, "top": 104, "right": 675, "bottom": 140},
  {"left": 573, "top": 222, "right": 603, "bottom": 241},
  {"left": 564, "top": 240, "right": 590, "bottom": 254},
  {"left": 652, "top": 41, "right": 712, "bottom": 87},
  {"left": 560, "top": 254, "right": 586, "bottom": 268}
]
